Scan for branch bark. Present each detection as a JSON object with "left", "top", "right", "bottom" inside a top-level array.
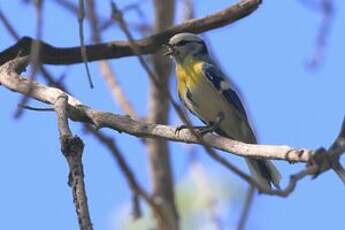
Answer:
[
  {"left": 54, "top": 95, "right": 93, "bottom": 230},
  {"left": 0, "top": 0, "right": 262, "bottom": 65}
]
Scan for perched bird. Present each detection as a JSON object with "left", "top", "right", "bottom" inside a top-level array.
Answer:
[{"left": 165, "top": 32, "right": 280, "bottom": 190}]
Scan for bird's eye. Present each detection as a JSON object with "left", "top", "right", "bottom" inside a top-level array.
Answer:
[{"left": 175, "top": 40, "right": 189, "bottom": 46}]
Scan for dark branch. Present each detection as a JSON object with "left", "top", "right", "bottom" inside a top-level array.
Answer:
[{"left": 0, "top": 0, "right": 262, "bottom": 65}]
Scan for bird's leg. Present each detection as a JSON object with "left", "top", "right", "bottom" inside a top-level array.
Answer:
[
  {"left": 175, "top": 112, "right": 224, "bottom": 135},
  {"left": 175, "top": 124, "right": 206, "bottom": 135},
  {"left": 198, "top": 112, "right": 224, "bottom": 135}
]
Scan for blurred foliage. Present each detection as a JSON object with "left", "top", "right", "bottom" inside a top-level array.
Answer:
[{"left": 114, "top": 159, "right": 244, "bottom": 230}]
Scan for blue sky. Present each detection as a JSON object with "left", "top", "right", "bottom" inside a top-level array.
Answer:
[{"left": 1, "top": 0, "right": 344, "bottom": 229}]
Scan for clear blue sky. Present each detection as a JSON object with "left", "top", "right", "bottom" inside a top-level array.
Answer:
[{"left": 1, "top": 0, "right": 344, "bottom": 229}]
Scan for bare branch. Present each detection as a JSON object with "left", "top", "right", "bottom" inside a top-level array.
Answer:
[
  {"left": 0, "top": 0, "right": 262, "bottom": 65},
  {"left": 0, "top": 9, "right": 20, "bottom": 39},
  {"left": 268, "top": 164, "right": 319, "bottom": 197},
  {"left": 237, "top": 186, "right": 255, "bottom": 230},
  {"left": 14, "top": 0, "right": 43, "bottom": 118},
  {"left": 54, "top": 95, "right": 93, "bottom": 230},
  {"left": 40, "top": 57, "right": 160, "bottom": 221},
  {"left": 84, "top": 127, "right": 163, "bottom": 220},
  {"left": 86, "top": 0, "right": 138, "bottom": 118},
  {"left": 78, "top": 0, "right": 94, "bottom": 88},
  {"left": 52, "top": 0, "right": 79, "bottom": 14},
  {"left": 18, "top": 104, "right": 54, "bottom": 111},
  {"left": 302, "top": 0, "right": 334, "bottom": 69},
  {"left": 145, "top": 0, "right": 178, "bottom": 229},
  {"left": 0, "top": 57, "right": 314, "bottom": 162},
  {"left": 2, "top": 57, "right": 345, "bottom": 196}
]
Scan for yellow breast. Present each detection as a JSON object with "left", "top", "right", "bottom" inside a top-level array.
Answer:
[{"left": 175, "top": 58, "right": 204, "bottom": 97}]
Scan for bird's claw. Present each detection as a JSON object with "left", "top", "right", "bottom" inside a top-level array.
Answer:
[
  {"left": 175, "top": 125, "right": 188, "bottom": 135},
  {"left": 197, "top": 126, "right": 215, "bottom": 135},
  {"left": 175, "top": 125, "right": 213, "bottom": 136}
]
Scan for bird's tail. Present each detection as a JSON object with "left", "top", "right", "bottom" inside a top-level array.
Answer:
[{"left": 245, "top": 158, "right": 281, "bottom": 191}]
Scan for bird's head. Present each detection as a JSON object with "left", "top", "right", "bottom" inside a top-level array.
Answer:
[{"left": 163, "top": 33, "right": 208, "bottom": 63}]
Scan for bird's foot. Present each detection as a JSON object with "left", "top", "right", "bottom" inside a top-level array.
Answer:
[
  {"left": 197, "top": 125, "right": 218, "bottom": 135},
  {"left": 175, "top": 113, "right": 225, "bottom": 136},
  {"left": 198, "top": 112, "right": 225, "bottom": 135},
  {"left": 175, "top": 125, "right": 205, "bottom": 135},
  {"left": 175, "top": 124, "right": 217, "bottom": 136}
]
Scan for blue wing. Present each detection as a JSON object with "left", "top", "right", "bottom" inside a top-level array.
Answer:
[{"left": 203, "top": 63, "right": 248, "bottom": 120}]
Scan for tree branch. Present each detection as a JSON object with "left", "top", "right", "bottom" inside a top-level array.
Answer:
[
  {"left": 54, "top": 94, "right": 93, "bottom": 230},
  {"left": 0, "top": 0, "right": 262, "bottom": 65},
  {"left": 13, "top": 0, "right": 43, "bottom": 118},
  {"left": 1, "top": 57, "right": 345, "bottom": 196},
  {"left": 84, "top": 127, "right": 163, "bottom": 220},
  {"left": 86, "top": 0, "right": 138, "bottom": 118},
  {"left": 0, "top": 57, "right": 314, "bottom": 162},
  {"left": 77, "top": 0, "right": 94, "bottom": 88},
  {"left": 145, "top": 0, "right": 178, "bottom": 229},
  {"left": 110, "top": 1, "right": 262, "bottom": 193},
  {"left": 237, "top": 186, "right": 255, "bottom": 230}
]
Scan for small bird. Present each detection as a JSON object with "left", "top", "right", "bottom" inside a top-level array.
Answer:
[{"left": 165, "top": 33, "right": 280, "bottom": 190}]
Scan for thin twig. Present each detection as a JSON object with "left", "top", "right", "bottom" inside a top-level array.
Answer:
[
  {"left": 237, "top": 186, "right": 255, "bottom": 230},
  {"left": 52, "top": 0, "right": 79, "bottom": 13},
  {"left": 18, "top": 104, "right": 54, "bottom": 112},
  {"left": 268, "top": 164, "right": 319, "bottom": 197},
  {"left": 14, "top": 0, "right": 43, "bottom": 118},
  {"left": 0, "top": 9, "right": 20, "bottom": 39},
  {"left": 86, "top": 0, "right": 138, "bottom": 118},
  {"left": 0, "top": 7, "right": 65, "bottom": 95},
  {"left": 78, "top": 0, "right": 94, "bottom": 88},
  {"left": 301, "top": 0, "right": 334, "bottom": 69},
  {"left": 84, "top": 127, "right": 163, "bottom": 220}
]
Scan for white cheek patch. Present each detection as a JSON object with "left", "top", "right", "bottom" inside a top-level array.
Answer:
[{"left": 220, "top": 80, "right": 231, "bottom": 90}]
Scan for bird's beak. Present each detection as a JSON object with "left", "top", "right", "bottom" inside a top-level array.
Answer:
[{"left": 162, "top": 44, "right": 174, "bottom": 56}]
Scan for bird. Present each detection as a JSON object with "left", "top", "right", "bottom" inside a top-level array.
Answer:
[{"left": 164, "top": 32, "right": 281, "bottom": 191}]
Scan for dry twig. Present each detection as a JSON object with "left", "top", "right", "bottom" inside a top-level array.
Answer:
[
  {"left": 86, "top": 0, "right": 138, "bottom": 118},
  {"left": 300, "top": 0, "right": 334, "bottom": 69},
  {"left": 84, "top": 127, "right": 163, "bottom": 220},
  {"left": 54, "top": 95, "right": 93, "bottom": 230},
  {"left": 237, "top": 186, "right": 255, "bottom": 230},
  {"left": 13, "top": 0, "right": 43, "bottom": 118},
  {"left": 78, "top": 0, "right": 94, "bottom": 88}
]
